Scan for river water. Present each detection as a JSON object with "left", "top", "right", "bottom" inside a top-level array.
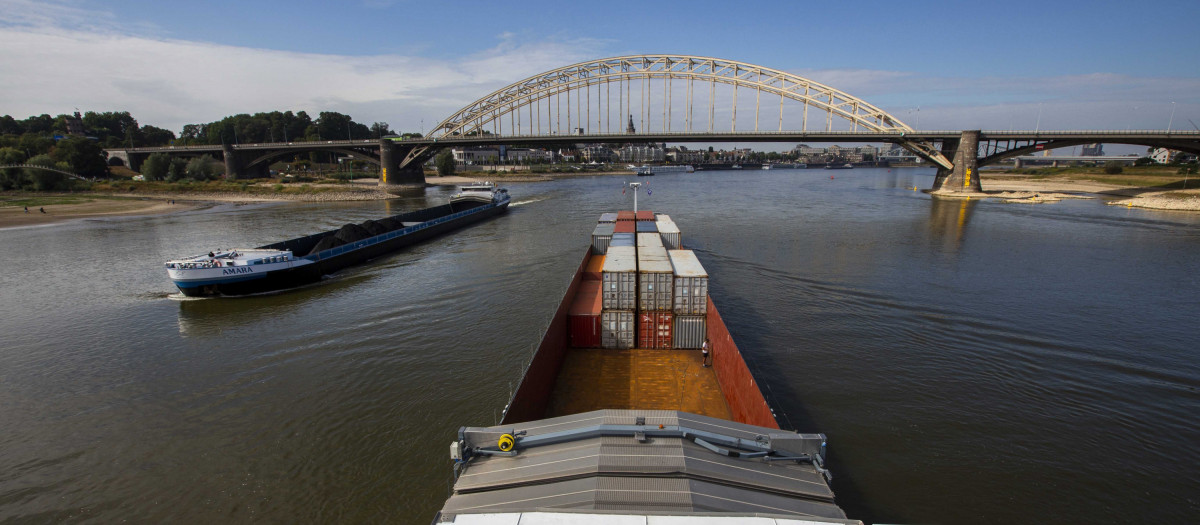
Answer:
[{"left": 1, "top": 169, "right": 1197, "bottom": 523}]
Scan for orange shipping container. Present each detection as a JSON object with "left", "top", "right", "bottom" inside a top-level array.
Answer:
[
  {"left": 614, "top": 221, "right": 635, "bottom": 233},
  {"left": 617, "top": 211, "right": 636, "bottom": 221},
  {"left": 635, "top": 210, "right": 655, "bottom": 221},
  {"left": 584, "top": 255, "right": 605, "bottom": 281}
]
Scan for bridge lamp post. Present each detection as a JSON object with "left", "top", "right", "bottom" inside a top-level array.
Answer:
[{"left": 1168, "top": 102, "right": 1176, "bottom": 133}]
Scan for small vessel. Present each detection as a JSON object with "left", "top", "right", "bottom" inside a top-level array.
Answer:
[
  {"left": 436, "top": 209, "right": 854, "bottom": 522},
  {"left": 449, "top": 182, "right": 507, "bottom": 211},
  {"left": 165, "top": 189, "right": 510, "bottom": 297},
  {"left": 762, "top": 164, "right": 771, "bottom": 170},
  {"left": 731, "top": 163, "right": 742, "bottom": 169},
  {"left": 824, "top": 163, "right": 853, "bottom": 169},
  {"left": 633, "top": 165, "right": 694, "bottom": 176},
  {"left": 635, "top": 165, "right": 654, "bottom": 176}
]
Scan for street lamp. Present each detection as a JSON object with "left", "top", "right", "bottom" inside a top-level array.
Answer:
[{"left": 1168, "top": 102, "right": 1176, "bottom": 132}]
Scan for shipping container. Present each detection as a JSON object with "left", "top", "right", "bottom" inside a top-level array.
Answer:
[
  {"left": 614, "top": 221, "right": 636, "bottom": 234},
  {"left": 635, "top": 221, "right": 659, "bottom": 233},
  {"left": 601, "top": 246, "right": 638, "bottom": 310},
  {"left": 617, "top": 211, "right": 636, "bottom": 222},
  {"left": 637, "top": 311, "right": 674, "bottom": 349},
  {"left": 569, "top": 281, "right": 603, "bottom": 348},
  {"left": 635, "top": 210, "right": 655, "bottom": 221},
  {"left": 636, "top": 232, "right": 665, "bottom": 250},
  {"left": 656, "top": 216, "right": 681, "bottom": 250},
  {"left": 673, "top": 315, "right": 707, "bottom": 349},
  {"left": 601, "top": 310, "right": 635, "bottom": 349},
  {"left": 637, "top": 245, "right": 674, "bottom": 311},
  {"left": 598, "top": 212, "right": 618, "bottom": 223},
  {"left": 591, "top": 222, "right": 615, "bottom": 254},
  {"left": 610, "top": 233, "right": 635, "bottom": 247},
  {"left": 584, "top": 254, "right": 604, "bottom": 281},
  {"left": 669, "top": 249, "right": 709, "bottom": 315}
]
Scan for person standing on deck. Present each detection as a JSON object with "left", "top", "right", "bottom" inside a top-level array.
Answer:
[{"left": 701, "top": 338, "right": 711, "bottom": 367}]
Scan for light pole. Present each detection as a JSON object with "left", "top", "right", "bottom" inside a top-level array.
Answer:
[
  {"left": 1167, "top": 102, "right": 1176, "bottom": 132},
  {"left": 1035, "top": 103, "right": 1043, "bottom": 133}
]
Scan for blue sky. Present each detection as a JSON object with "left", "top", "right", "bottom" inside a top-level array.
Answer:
[{"left": 2, "top": 0, "right": 1198, "bottom": 141}]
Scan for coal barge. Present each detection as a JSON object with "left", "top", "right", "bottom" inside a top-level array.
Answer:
[
  {"left": 164, "top": 185, "right": 510, "bottom": 297},
  {"left": 436, "top": 209, "right": 856, "bottom": 524}
]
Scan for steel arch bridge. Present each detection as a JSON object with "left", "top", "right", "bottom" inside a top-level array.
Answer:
[{"left": 400, "top": 55, "right": 952, "bottom": 170}]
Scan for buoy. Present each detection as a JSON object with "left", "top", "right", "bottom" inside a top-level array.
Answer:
[
  {"left": 829, "top": 175, "right": 834, "bottom": 179},
  {"left": 498, "top": 433, "right": 515, "bottom": 452}
]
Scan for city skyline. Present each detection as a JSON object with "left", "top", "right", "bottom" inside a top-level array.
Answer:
[{"left": 2, "top": 0, "right": 1198, "bottom": 141}]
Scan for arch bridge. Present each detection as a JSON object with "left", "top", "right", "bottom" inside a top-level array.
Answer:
[{"left": 107, "top": 55, "right": 1200, "bottom": 191}]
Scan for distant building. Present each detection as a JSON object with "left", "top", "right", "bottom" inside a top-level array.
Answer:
[
  {"left": 618, "top": 144, "right": 665, "bottom": 163},
  {"left": 65, "top": 111, "right": 85, "bottom": 136},
  {"left": 626, "top": 114, "right": 636, "bottom": 134},
  {"left": 1151, "top": 148, "right": 1178, "bottom": 164},
  {"left": 452, "top": 147, "right": 500, "bottom": 165},
  {"left": 1080, "top": 143, "right": 1104, "bottom": 156}
]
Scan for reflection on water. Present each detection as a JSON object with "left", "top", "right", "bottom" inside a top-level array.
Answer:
[{"left": 1, "top": 170, "right": 1198, "bottom": 524}]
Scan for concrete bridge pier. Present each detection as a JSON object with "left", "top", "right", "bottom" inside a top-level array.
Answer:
[
  {"left": 221, "top": 144, "right": 243, "bottom": 180},
  {"left": 931, "top": 130, "right": 982, "bottom": 193},
  {"left": 378, "top": 139, "right": 427, "bottom": 191}
]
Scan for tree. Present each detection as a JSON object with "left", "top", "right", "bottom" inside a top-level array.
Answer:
[
  {"left": 141, "top": 153, "right": 171, "bottom": 180},
  {"left": 51, "top": 136, "right": 108, "bottom": 178},
  {"left": 166, "top": 158, "right": 188, "bottom": 182},
  {"left": 435, "top": 150, "right": 455, "bottom": 177},
  {"left": 1134, "top": 157, "right": 1154, "bottom": 166},
  {"left": 185, "top": 154, "right": 217, "bottom": 180},
  {"left": 370, "top": 122, "right": 391, "bottom": 138},
  {"left": 139, "top": 125, "right": 176, "bottom": 146},
  {"left": 0, "top": 146, "right": 27, "bottom": 164},
  {"left": 1104, "top": 161, "right": 1124, "bottom": 174}
]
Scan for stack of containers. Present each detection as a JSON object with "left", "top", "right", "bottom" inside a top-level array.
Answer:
[
  {"left": 637, "top": 233, "right": 674, "bottom": 349},
  {"left": 635, "top": 210, "right": 655, "bottom": 222},
  {"left": 598, "top": 212, "right": 618, "bottom": 223},
  {"left": 668, "top": 249, "right": 709, "bottom": 349},
  {"left": 656, "top": 215, "right": 681, "bottom": 250},
  {"left": 610, "top": 232, "right": 635, "bottom": 249},
  {"left": 635, "top": 220, "right": 658, "bottom": 234},
  {"left": 568, "top": 280, "right": 603, "bottom": 348},
  {"left": 591, "top": 222, "right": 615, "bottom": 254},
  {"left": 616, "top": 210, "right": 636, "bottom": 223},
  {"left": 600, "top": 245, "right": 637, "bottom": 349}
]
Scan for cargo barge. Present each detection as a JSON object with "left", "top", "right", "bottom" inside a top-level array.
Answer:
[
  {"left": 164, "top": 186, "right": 509, "bottom": 296},
  {"left": 436, "top": 210, "right": 856, "bottom": 523}
]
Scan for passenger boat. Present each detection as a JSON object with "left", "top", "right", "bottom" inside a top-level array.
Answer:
[
  {"left": 436, "top": 210, "right": 856, "bottom": 523},
  {"left": 824, "top": 163, "right": 853, "bottom": 169},
  {"left": 164, "top": 189, "right": 510, "bottom": 297},
  {"left": 449, "top": 182, "right": 507, "bottom": 212}
]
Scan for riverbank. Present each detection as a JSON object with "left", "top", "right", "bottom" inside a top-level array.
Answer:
[
  {"left": 0, "top": 195, "right": 201, "bottom": 229},
  {"left": 932, "top": 171, "right": 1200, "bottom": 211}
]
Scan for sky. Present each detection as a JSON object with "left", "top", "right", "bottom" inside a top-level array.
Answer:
[{"left": 2, "top": 0, "right": 1199, "bottom": 148}]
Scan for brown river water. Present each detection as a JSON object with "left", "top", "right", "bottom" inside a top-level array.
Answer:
[{"left": 0, "top": 168, "right": 1197, "bottom": 523}]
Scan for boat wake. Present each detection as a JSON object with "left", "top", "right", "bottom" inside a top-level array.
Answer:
[{"left": 511, "top": 197, "right": 547, "bottom": 207}]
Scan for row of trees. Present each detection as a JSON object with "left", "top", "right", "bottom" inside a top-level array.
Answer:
[
  {"left": 0, "top": 111, "right": 176, "bottom": 149},
  {"left": 176, "top": 111, "right": 407, "bottom": 146}
]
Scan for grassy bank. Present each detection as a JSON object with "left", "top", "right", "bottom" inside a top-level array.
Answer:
[{"left": 989, "top": 166, "right": 1198, "bottom": 190}]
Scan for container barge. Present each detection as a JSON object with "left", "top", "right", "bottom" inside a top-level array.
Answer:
[
  {"left": 164, "top": 185, "right": 509, "bottom": 297},
  {"left": 436, "top": 211, "right": 856, "bottom": 523}
]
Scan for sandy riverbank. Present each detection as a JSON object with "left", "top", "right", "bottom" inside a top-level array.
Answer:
[
  {"left": 0, "top": 197, "right": 201, "bottom": 229},
  {"left": 933, "top": 175, "right": 1200, "bottom": 211}
]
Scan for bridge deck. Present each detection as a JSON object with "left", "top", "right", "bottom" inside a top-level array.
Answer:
[{"left": 547, "top": 348, "right": 731, "bottom": 420}]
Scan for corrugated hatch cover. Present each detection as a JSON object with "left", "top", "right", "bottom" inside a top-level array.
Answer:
[{"left": 442, "top": 410, "right": 848, "bottom": 521}]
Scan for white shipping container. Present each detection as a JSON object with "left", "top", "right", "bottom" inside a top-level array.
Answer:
[
  {"left": 669, "top": 250, "right": 709, "bottom": 315},
  {"left": 638, "top": 248, "right": 674, "bottom": 311},
  {"left": 673, "top": 315, "right": 707, "bottom": 349},
  {"left": 602, "top": 246, "right": 638, "bottom": 310},
  {"left": 592, "top": 223, "right": 615, "bottom": 255},
  {"left": 656, "top": 216, "right": 681, "bottom": 250},
  {"left": 601, "top": 310, "right": 636, "bottom": 349},
  {"left": 636, "top": 232, "right": 665, "bottom": 250}
]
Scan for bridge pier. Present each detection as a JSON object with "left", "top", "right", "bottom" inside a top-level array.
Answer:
[
  {"left": 378, "top": 138, "right": 426, "bottom": 190},
  {"left": 931, "top": 130, "right": 982, "bottom": 193},
  {"left": 221, "top": 144, "right": 243, "bottom": 180}
]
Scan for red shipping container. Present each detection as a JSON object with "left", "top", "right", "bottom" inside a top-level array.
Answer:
[
  {"left": 614, "top": 221, "right": 635, "bottom": 233},
  {"left": 617, "top": 210, "right": 636, "bottom": 221},
  {"left": 635, "top": 210, "right": 655, "bottom": 221},
  {"left": 569, "top": 281, "right": 603, "bottom": 348},
  {"left": 637, "top": 311, "right": 674, "bottom": 349}
]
